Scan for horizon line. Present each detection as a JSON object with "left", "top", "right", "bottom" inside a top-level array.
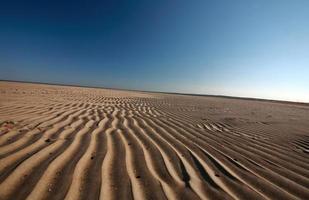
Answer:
[{"left": 1, "top": 79, "right": 308, "bottom": 106}]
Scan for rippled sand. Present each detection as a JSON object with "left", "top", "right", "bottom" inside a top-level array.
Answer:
[{"left": 0, "top": 81, "right": 308, "bottom": 200}]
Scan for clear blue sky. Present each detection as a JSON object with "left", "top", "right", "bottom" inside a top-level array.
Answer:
[{"left": 1, "top": 0, "right": 308, "bottom": 102}]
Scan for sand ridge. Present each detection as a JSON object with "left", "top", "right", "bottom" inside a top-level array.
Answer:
[{"left": 0, "top": 81, "right": 309, "bottom": 200}]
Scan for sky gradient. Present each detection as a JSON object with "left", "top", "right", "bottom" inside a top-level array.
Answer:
[{"left": 1, "top": 0, "right": 309, "bottom": 102}]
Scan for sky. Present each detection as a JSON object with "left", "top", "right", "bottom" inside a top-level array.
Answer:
[{"left": 1, "top": 0, "right": 309, "bottom": 102}]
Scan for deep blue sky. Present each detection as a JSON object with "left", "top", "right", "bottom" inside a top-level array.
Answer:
[{"left": 1, "top": 0, "right": 309, "bottom": 102}]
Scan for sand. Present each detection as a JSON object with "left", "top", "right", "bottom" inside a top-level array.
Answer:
[{"left": 0, "top": 81, "right": 308, "bottom": 200}]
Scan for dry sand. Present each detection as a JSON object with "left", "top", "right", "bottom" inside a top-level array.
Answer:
[{"left": 0, "top": 81, "right": 308, "bottom": 200}]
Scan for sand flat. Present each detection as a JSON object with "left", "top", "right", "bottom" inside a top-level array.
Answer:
[{"left": 0, "top": 81, "right": 309, "bottom": 200}]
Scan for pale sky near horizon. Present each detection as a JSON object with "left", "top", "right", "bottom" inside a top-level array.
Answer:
[{"left": 1, "top": 0, "right": 309, "bottom": 102}]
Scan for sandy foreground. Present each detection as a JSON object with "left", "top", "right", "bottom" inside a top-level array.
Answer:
[{"left": 0, "top": 81, "right": 308, "bottom": 200}]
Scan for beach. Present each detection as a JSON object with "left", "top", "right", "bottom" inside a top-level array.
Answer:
[{"left": 0, "top": 81, "right": 308, "bottom": 200}]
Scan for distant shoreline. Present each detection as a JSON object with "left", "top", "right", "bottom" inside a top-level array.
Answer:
[{"left": 1, "top": 79, "right": 308, "bottom": 106}]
